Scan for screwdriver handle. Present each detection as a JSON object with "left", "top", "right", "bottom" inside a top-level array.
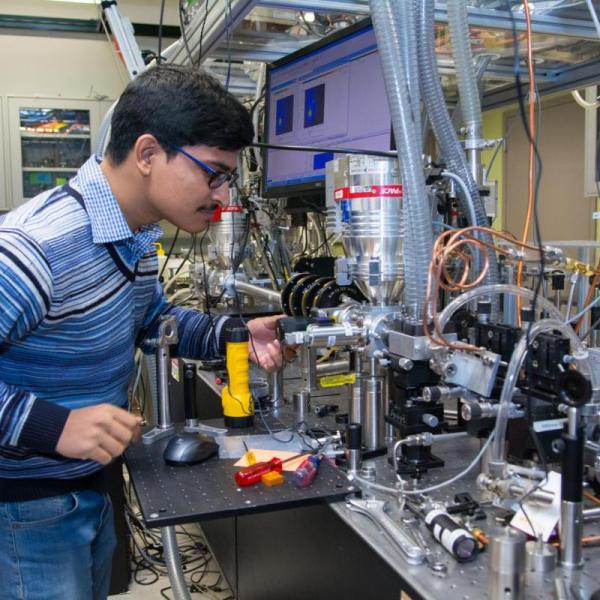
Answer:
[{"left": 235, "top": 457, "right": 283, "bottom": 487}]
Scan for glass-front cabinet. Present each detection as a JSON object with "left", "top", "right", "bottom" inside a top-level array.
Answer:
[{"left": 8, "top": 98, "right": 103, "bottom": 207}]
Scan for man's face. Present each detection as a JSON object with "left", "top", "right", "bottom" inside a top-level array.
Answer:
[{"left": 147, "top": 144, "right": 239, "bottom": 233}]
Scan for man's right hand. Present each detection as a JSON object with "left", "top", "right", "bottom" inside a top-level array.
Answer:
[{"left": 56, "top": 404, "right": 143, "bottom": 465}]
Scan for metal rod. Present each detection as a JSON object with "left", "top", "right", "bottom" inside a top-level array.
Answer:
[
  {"left": 315, "top": 359, "right": 351, "bottom": 376},
  {"left": 234, "top": 280, "right": 282, "bottom": 306},
  {"left": 157, "top": 345, "right": 172, "bottom": 430}
]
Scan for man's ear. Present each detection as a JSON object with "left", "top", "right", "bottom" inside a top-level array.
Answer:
[{"left": 133, "top": 134, "right": 163, "bottom": 176}]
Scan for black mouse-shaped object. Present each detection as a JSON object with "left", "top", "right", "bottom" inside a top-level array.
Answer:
[{"left": 163, "top": 434, "right": 219, "bottom": 466}]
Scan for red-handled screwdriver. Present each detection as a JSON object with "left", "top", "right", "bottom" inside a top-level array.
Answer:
[{"left": 234, "top": 454, "right": 310, "bottom": 487}]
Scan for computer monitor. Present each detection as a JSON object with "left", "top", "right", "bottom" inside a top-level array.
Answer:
[{"left": 263, "top": 19, "right": 393, "bottom": 198}]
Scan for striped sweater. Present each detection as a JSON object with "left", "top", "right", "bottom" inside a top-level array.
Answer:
[{"left": 0, "top": 156, "right": 234, "bottom": 487}]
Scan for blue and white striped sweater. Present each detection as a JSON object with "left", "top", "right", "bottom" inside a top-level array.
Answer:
[{"left": 0, "top": 156, "right": 231, "bottom": 482}]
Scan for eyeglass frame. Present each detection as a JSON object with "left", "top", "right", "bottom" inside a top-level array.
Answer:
[{"left": 167, "top": 143, "right": 239, "bottom": 190}]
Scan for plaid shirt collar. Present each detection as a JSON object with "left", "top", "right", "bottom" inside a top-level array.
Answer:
[{"left": 72, "top": 155, "right": 163, "bottom": 259}]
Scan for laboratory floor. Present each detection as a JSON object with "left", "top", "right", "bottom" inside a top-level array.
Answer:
[{"left": 107, "top": 521, "right": 234, "bottom": 600}]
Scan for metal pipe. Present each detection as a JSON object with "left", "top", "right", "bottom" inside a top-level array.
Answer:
[
  {"left": 157, "top": 345, "right": 172, "bottom": 429},
  {"left": 315, "top": 359, "right": 351, "bottom": 376},
  {"left": 584, "top": 507, "right": 600, "bottom": 522},
  {"left": 234, "top": 280, "right": 282, "bottom": 306},
  {"left": 560, "top": 406, "right": 584, "bottom": 570},
  {"left": 161, "top": 526, "right": 192, "bottom": 600}
]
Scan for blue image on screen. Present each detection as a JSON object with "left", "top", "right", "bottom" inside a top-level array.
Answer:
[
  {"left": 275, "top": 95, "right": 294, "bottom": 135},
  {"left": 304, "top": 84, "right": 325, "bottom": 128}
]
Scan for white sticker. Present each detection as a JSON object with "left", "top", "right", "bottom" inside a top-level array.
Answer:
[
  {"left": 533, "top": 418, "right": 566, "bottom": 433},
  {"left": 348, "top": 156, "right": 387, "bottom": 175},
  {"left": 171, "top": 359, "right": 180, "bottom": 382},
  {"left": 344, "top": 322, "right": 353, "bottom": 337},
  {"left": 327, "top": 335, "right": 336, "bottom": 347},
  {"left": 593, "top": 211, "right": 600, "bottom": 220}
]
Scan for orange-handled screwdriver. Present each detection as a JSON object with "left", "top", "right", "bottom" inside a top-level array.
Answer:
[{"left": 234, "top": 454, "right": 309, "bottom": 487}]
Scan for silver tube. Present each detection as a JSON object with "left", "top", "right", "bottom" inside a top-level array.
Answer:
[
  {"left": 270, "top": 368, "right": 284, "bottom": 408},
  {"left": 584, "top": 507, "right": 600, "bottom": 522},
  {"left": 350, "top": 352, "right": 364, "bottom": 424},
  {"left": 157, "top": 346, "right": 172, "bottom": 429},
  {"left": 161, "top": 527, "right": 192, "bottom": 600},
  {"left": 316, "top": 359, "right": 351, "bottom": 376},
  {"left": 234, "top": 281, "right": 282, "bottom": 307},
  {"left": 560, "top": 501, "right": 583, "bottom": 569},
  {"left": 489, "top": 529, "right": 526, "bottom": 600},
  {"left": 363, "top": 376, "right": 384, "bottom": 450}
]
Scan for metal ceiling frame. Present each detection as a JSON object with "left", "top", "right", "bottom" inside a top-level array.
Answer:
[{"left": 163, "top": 0, "right": 600, "bottom": 105}]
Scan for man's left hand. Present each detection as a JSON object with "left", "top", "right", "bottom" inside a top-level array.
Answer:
[{"left": 246, "top": 315, "right": 292, "bottom": 372}]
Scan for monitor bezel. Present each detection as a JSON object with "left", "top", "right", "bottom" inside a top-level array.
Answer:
[{"left": 262, "top": 17, "right": 373, "bottom": 199}]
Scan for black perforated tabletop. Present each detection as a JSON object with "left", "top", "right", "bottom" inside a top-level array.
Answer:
[{"left": 124, "top": 425, "right": 353, "bottom": 528}]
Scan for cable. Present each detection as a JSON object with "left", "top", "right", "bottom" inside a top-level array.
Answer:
[
  {"left": 252, "top": 141, "right": 396, "bottom": 158},
  {"left": 224, "top": 0, "right": 233, "bottom": 91},
  {"left": 160, "top": 228, "right": 180, "bottom": 281},
  {"left": 163, "top": 235, "right": 196, "bottom": 294},
  {"left": 506, "top": 0, "right": 548, "bottom": 540},
  {"left": 179, "top": 0, "right": 196, "bottom": 66},
  {"left": 571, "top": 89, "right": 600, "bottom": 110},
  {"left": 157, "top": 0, "right": 166, "bottom": 63},
  {"left": 350, "top": 433, "right": 494, "bottom": 497},
  {"left": 441, "top": 170, "right": 478, "bottom": 227}
]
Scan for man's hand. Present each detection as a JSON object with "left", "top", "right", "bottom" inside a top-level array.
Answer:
[
  {"left": 56, "top": 404, "right": 143, "bottom": 465},
  {"left": 246, "top": 315, "right": 295, "bottom": 372}
]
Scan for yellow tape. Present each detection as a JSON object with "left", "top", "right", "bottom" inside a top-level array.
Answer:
[{"left": 319, "top": 373, "right": 356, "bottom": 388}]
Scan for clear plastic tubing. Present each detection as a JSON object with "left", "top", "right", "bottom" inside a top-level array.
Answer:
[
  {"left": 370, "top": 0, "right": 433, "bottom": 317},
  {"left": 437, "top": 284, "right": 597, "bottom": 471}
]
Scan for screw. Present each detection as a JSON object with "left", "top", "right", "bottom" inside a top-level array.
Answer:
[{"left": 445, "top": 363, "right": 457, "bottom": 377}]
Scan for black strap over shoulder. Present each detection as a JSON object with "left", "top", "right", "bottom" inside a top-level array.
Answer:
[{"left": 60, "top": 183, "right": 136, "bottom": 282}]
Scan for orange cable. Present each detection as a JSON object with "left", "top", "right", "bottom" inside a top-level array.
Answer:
[{"left": 516, "top": 1, "right": 537, "bottom": 321}]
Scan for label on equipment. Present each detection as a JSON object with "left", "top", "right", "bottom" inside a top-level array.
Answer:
[
  {"left": 327, "top": 335, "right": 337, "bottom": 346},
  {"left": 171, "top": 359, "right": 180, "bottom": 382},
  {"left": 319, "top": 373, "right": 356, "bottom": 388},
  {"left": 533, "top": 418, "right": 567, "bottom": 433},
  {"left": 334, "top": 185, "right": 403, "bottom": 201},
  {"left": 348, "top": 156, "right": 388, "bottom": 175}
]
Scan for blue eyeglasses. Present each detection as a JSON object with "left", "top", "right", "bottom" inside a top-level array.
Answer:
[{"left": 170, "top": 144, "right": 239, "bottom": 190}]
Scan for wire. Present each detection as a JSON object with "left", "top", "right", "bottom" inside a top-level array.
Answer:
[
  {"left": 159, "top": 228, "right": 180, "bottom": 281},
  {"left": 506, "top": 0, "right": 548, "bottom": 540},
  {"left": 163, "top": 235, "right": 196, "bottom": 294},
  {"left": 252, "top": 141, "right": 396, "bottom": 158},
  {"left": 224, "top": 0, "right": 233, "bottom": 91},
  {"left": 350, "top": 433, "right": 495, "bottom": 497},
  {"left": 157, "top": 0, "right": 166, "bottom": 63},
  {"left": 179, "top": 0, "right": 196, "bottom": 66}
]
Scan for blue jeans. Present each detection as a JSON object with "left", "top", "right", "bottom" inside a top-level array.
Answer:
[{"left": 0, "top": 489, "right": 116, "bottom": 600}]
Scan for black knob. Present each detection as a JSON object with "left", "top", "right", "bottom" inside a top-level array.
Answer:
[
  {"left": 558, "top": 370, "right": 592, "bottom": 407},
  {"left": 183, "top": 363, "right": 197, "bottom": 420},
  {"left": 477, "top": 300, "right": 491, "bottom": 315},
  {"left": 520, "top": 307, "right": 534, "bottom": 323},
  {"left": 346, "top": 423, "right": 362, "bottom": 450},
  {"left": 551, "top": 270, "right": 565, "bottom": 291}
]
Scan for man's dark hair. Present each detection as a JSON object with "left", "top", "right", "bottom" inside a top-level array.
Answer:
[{"left": 106, "top": 65, "right": 254, "bottom": 164}]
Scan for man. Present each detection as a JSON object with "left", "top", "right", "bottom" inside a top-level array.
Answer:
[{"left": 0, "top": 65, "right": 283, "bottom": 599}]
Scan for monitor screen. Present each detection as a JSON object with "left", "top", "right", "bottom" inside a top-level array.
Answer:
[{"left": 263, "top": 19, "right": 393, "bottom": 197}]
